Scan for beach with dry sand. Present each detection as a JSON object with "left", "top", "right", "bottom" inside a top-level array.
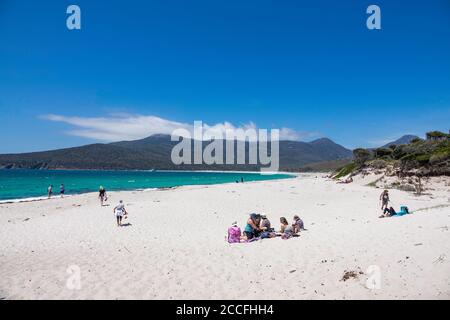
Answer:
[{"left": 1, "top": 173, "right": 449, "bottom": 300}]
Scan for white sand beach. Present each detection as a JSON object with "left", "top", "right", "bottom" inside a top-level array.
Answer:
[{"left": 0, "top": 173, "right": 449, "bottom": 300}]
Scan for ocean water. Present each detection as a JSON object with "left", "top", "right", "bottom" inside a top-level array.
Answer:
[{"left": 0, "top": 169, "right": 293, "bottom": 201}]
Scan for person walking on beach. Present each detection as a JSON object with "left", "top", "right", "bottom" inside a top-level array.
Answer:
[
  {"left": 60, "top": 184, "right": 65, "bottom": 198},
  {"left": 99, "top": 186, "right": 107, "bottom": 206},
  {"left": 114, "top": 200, "right": 128, "bottom": 227},
  {"left": 380, "top": 190, "right": 390, "bottom": 211},
  {"left": 47, "top": 185, "right": 53, "bottom": 198}
]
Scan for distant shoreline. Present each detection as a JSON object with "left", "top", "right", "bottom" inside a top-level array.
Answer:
[
  {"left": 0, "top": 170, "right": 297, "bottom": 204},
  {"left": 0, "top": 167, "right": 300, "bottom": 175}
]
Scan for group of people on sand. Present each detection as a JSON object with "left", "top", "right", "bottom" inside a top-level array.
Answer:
[
  {"left": 47, "top": 184, "right": 65, "bottom": 198},
  {"left": 97, "top": 186, "right": 129, "bottom": 227},
  {"left": 47, "top": 183, "right": 128, "bottom": 227},
  {"left": 228, "top": 213, "right": 305, "bottom": 243},
  {"left": 378, "top": 189, "right": 409, "bottom": 218},
  {"left": 98, "top": 186, "right": 129, "bottom": 227}
]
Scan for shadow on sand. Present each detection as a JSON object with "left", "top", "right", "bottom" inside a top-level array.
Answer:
[{"left": 120, "top": 223, "right": 132, "bottom": 227}]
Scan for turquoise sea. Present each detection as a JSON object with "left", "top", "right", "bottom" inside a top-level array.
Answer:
[{"left": 0, "top": 169, "right": 293, "bottom": 201}]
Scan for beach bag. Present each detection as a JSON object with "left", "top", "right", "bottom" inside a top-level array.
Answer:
[
  {"left": 228, "top": 226, "right": 241, "bottom": 243},
  {"left": 397, "top": 206, "right": 409, "bottom": 216}
]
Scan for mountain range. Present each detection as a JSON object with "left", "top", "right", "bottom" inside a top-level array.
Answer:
[
  {"left": 0, "top": 135, "right": 353, "bottom": 171},
  {"left": 381, "top": 135, "right": 420, "bottom": 148}
]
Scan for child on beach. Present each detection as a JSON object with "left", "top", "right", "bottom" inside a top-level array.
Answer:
[{"left": 114, "top": 200, "right": 128, "bottom": 227}]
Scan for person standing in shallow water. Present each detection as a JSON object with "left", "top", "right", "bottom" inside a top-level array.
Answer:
[
  {"left": 47, "top": 185, "right": 53, "bottom": 198},
  {"left": 60, "top": 184, "right": 65, "bottom": 198}
]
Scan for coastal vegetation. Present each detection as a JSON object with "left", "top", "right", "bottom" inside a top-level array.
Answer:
[{"left": 334, "top": 131, "right": 450, "bottom": 178}]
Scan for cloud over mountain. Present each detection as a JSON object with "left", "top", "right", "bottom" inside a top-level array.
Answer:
[{"left": 42, "top": 114, "right": 313, "bottom": 142}]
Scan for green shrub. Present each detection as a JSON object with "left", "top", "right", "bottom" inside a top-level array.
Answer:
[
  {"left": 426, "top": 131, "right": 449, "bottom": 140},
  {"left": 393, "top": 146, "right": 408, "bottom": 160},
  {"left": 353, "top": 148, "right": 371, "bottom": 165},
  {"left": 374, "top": 148, "right": 393, "bottom": 158},
  {"left": 368, "top": 159, "right": 388, "bottom": 169},
  {"left": 430, "top": 153, "right": 447, "bottom": 164},
  {"left": 334, "top": 162, "right": 357, "bottom": 179},
  {"left": 415, "top": 154, "right": 430, "bottom": 165}
]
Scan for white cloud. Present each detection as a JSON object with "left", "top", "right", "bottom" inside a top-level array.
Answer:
[{"left": 41, "top": 113, "right": 312, "bottom": 142}]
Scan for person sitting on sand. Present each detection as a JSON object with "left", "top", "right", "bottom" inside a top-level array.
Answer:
[
  {"left": 257, "top": 214, "right": 279, "bottom": 239},
  {"left": 243, "top": 213, "right": 262, "bottom": 240},
  {"left": 114, "top": 200, "right": 128, "bottom": 227},
  {"left": 260, "top": 215, "right": 274, "bottom": 232},
  {"left": 380, "top": 190, "right": 390, "bottom": 211},
  {"left": 380, "top": 206, "right": 396, "bottom": 218},
  {"left": 279, "top": 217, "right": 293, "bottom": 234},
  {"left": 254, "top": 214, "right": 264, "bottom": 237},
  {"left": 380, "top": 206, "right": 409, "bottom": 218},
  {"left": 292, "top": 215, "right": 305, "bottom": 233},
  {"left": 227, "top": 221, "right": 243, "bottom": 243},
  {"left": 279, "top": 217, "right": 296, "bottom": 239},
  {"left": 338, "top": 177, "right": 353, "bottom": 184},
  {"left": 99, "top": 186, "right": 107, "bottom": 206},
  {"left": 47, "top": 185, "right": 53, "bottom": 199}
]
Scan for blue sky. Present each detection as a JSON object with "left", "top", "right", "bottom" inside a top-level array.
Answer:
[{"left": 1, "top": 0, "right": 449, "bottom": 153}]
